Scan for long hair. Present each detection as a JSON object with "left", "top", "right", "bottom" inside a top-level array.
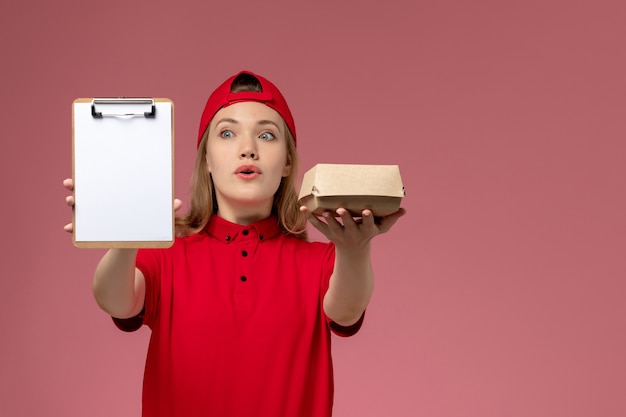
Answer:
[{"left": 175, "top": 74, "right": 308, "bottom": 239}]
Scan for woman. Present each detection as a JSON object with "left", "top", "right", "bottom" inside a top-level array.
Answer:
[{"left": 63, "top": 70, "right": 405, "bottom": 417}]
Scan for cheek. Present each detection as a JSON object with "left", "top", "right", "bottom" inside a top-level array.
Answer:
[
  {"left": 205, "top": 152, "right": 214, "bottom": 172},
  {"left": 205, "top": 155, "right": 226, "bottom": 185}
]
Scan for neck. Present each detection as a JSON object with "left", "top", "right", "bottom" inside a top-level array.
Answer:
[{"left": 216, "top": 203, "right": 273, "bottom": 226}]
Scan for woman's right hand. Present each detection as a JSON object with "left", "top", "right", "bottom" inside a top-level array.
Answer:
[
  {"left": 63, "top": 178, "right": 74, "bottom": 233},
  {"left": 63, "top": 178, "right": 184, "bottom": 234}
]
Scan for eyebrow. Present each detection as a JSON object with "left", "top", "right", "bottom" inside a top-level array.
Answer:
[
  {"left": 215, "top": 118, "right": 238, "bottom": 126},
  {"left": 215, "top": 118, "right": 281, "bottom": 131},
  {"left": 257, "top": 120, "right": 281, "bottom": 130}
]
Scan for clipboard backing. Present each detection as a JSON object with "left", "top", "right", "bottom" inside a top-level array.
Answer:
[{"left": 72, "top": 98, "right": 175, "bottom": 248}]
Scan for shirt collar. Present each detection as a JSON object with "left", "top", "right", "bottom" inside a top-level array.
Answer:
[{"left": 205, "top": 215, "right": 282, "bottom": 244}]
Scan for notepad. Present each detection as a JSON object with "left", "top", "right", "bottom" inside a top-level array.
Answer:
[{"left": 72, "top": 98, "right": 174, "bottom": 248}]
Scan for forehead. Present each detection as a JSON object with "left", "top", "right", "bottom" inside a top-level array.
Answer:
[{"left": 211, "top": 101, "right": 283, "bottom": 127}]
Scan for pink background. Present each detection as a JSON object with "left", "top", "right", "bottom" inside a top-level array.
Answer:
[{"left": 1, "top": 0, "right": 625, "bottom": 416}]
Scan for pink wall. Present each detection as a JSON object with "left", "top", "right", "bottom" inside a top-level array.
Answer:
[{"left": 1, "top": 0, "right": 625, "bottom": 416}]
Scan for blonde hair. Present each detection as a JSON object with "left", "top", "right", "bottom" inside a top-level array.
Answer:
[{"left": 175, "top": 77, "right": 307, "bottom": 239}]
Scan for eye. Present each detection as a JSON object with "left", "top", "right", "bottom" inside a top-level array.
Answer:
[
  {"left": 259, "top": 132, "right": 275, "bottom": 141},
  {"left": 220, "top": 130, "right": 234, "bottom": 139}
]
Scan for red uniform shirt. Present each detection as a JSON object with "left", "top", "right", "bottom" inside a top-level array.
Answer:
[{"left": 114, "top": 215, "right": 363, "bottom": 417}]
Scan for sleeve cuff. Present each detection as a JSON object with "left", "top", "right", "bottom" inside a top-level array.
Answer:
[
  {"left": 111, "top": 310, "right": 144, "bottom": 332},
  {"left": 329, "top": 311, "right": 365, "bottom": 337}
]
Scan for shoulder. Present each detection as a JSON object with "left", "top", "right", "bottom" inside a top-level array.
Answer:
[
  {"left": 138, "top": 232, "right": 210, "bottom": 259},
  {"left": 279, "top": 234, "right": 332, "bottom": 249},
  {"left": 274, "top": 234, "right": 335, "bottom": 262}
]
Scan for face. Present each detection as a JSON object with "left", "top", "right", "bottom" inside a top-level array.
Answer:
[{"left": 205, "top": 101, "right": 291, "bottom": 222}]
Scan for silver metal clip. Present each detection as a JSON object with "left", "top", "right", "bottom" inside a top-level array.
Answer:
[{"left": 91, "top": 98, "right": 156, "bottom": 118}]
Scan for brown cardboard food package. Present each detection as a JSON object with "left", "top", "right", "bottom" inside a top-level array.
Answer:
[{"left": 298, "top": 164, "right": 405, "bottom": 217}]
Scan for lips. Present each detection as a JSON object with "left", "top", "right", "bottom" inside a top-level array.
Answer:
[
  {"left": 235, "top": 164, "right": 261, "bottom": 179},
  {"left": 236, "top": 164, "right": 261, "bottom": 174}
]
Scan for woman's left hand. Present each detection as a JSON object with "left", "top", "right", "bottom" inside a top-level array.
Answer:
[{"left": 300, "top": 206, "right": 406, "bottom": 250}]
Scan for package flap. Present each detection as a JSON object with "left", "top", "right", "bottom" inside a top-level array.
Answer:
[{"left": 298, "top": 164, "right": 405, "bottom": 217}]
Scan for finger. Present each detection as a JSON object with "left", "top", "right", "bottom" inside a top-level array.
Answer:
[
  {"left": 307, "top": 213, "right": 328, "bottom": 232},
  {"left": 324, "top": 210, "right": 344, "bottom": 232},
  {"left": 63, "top": 178, "right": 74, "bottom": 191},
  {"left": 300, "top": 206, "right": 328, "bottom": 230},
  {"left": 63, "top": 223, "right": 73, "bottom": 233},
  {"left": 303, "top": 211, "right": 333, "bottom": 238},
  {"left": 174, "top": 199, "right": 183, "bottom": 212},
  {"left": 359, "top": 209, "right": 378, "bottom": 233},
  {"left": 336, "top": 208, "right": 357, "bottom": 231},
  {"left": 65, "top": 195, "right": 75, "bottom": 207},
  {"left": 377, "top": 208, "right": 406, "bottom": 233}
]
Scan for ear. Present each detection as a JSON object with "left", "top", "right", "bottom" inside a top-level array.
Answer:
[{"left": 282, "top": 155, "right": 292, "bottom": 177}]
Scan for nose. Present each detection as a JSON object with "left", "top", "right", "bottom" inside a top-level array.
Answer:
[
  {"left": 239, "top": 136, "right": 258, "bottom": 159},
  {"left": 240, "top": 149, "right": 256, "bottom": 159}
]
